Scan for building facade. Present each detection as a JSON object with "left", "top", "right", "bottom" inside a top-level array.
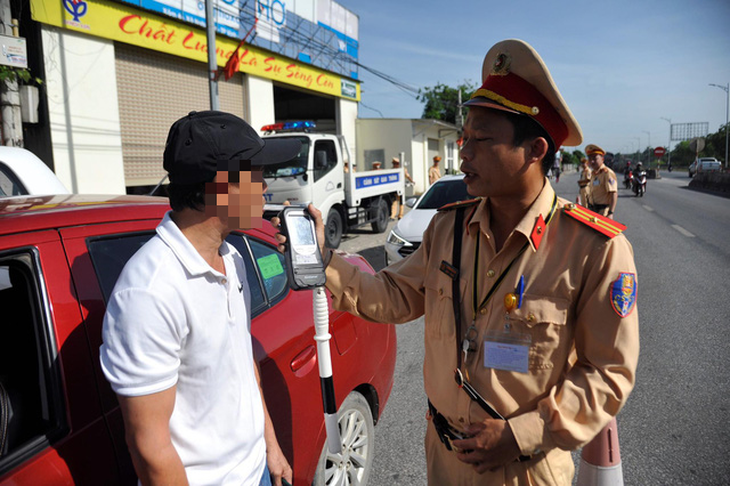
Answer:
[
  {"left": 356, "top": 118, "right": 461, "bottom": 197},
  {"left": 25, "top": 0, "right": 361, "bottom": 194}
]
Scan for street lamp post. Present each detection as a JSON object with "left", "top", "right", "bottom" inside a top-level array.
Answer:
[
  {"left": 709, "top": 83, "right": 729, "bottom": 169},
  {"left": 635, "top": 136, "right": 641, "bottom": 164},
  {"left": 643, "top": 130, "right": 651, "bottom": 165},
  {"left": 661, "top": 117, "right": 672, "bottom": 168}
]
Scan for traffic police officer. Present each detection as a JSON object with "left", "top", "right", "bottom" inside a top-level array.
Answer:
[
  {"left": 429, "top": 156, "right": 442, "bottom": 185},
  {"left": 586, "top": 144, "right": 618, "bottom": 218},
  {"left": 279, "top": 39, "right": 639, "bottom": 485},
  {"left": 578, "top": 157, "right": 591, "bottom": 206}
]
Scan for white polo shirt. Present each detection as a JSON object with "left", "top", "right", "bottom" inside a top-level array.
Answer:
[{"left": 100, "top": 212, "right": 266, "bottom": 485}]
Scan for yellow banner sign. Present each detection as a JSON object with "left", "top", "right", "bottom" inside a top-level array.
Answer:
[{"left": 31, "top": 0, "right": 360, "bottom": 100}]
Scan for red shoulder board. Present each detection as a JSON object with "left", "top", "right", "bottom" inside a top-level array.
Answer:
[
  {"left": 437, "top": 198, "right": 481, "bottom": 212},
  {"left": 562, "top": 203, "right": 626, "bottom": 238}
]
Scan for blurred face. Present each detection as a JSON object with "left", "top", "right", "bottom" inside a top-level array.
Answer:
[
  {"left": 204, "top": 167, "right": 266, "bottom": 229},
  {"left": 459, "top": 107, "right": 530, "bottom": 198},
  {"left": 588, "top": 153, "right": 605, "bottom": 170}
]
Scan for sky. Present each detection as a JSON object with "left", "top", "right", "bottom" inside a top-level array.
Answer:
[{"left": 335, "top": 0, "right": 730, "bottom": 155}]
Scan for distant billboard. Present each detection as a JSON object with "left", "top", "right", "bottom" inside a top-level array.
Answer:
[
  {"left": 671, "top": 122, "right": 709, "bottom": 142},
  {"left": 116, "top": 0, "right": 359, "bottom": 79}
]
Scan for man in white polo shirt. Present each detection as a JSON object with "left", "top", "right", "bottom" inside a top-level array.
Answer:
[{"left": 100, "top": 111, "right": 301, "bottom": 485}]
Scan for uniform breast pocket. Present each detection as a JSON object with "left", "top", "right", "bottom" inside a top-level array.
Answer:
[
  {"left": 423, "top": 268, "right": 465, "bottom": 339},
  {"left": 509, "top": 294, "right": 570, "bottom": 371}
]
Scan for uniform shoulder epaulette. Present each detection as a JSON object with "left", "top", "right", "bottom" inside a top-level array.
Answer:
[
  {"left": 437, "top": 197, "right": 481, "bottom": 212},
  {"left": 561, "top": 203, "right": 626, "bottom": 238}
]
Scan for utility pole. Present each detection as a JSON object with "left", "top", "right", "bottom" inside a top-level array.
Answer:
[
  {"left": 709, "top": 83, "right": 729, "bottom": 169},
  {"left": 643, "top": 130, "right": 651, "bottom": 165},
  {"left": 661, "top": 117, "right": 672, "bottom": 168},
  {"left": 205, "top": 0, "right": 220, "bottom": 111},
  {"left": 0, "top": 0, "right": 22, "bottom": 146}
]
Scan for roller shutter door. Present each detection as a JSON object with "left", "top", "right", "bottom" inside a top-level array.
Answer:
[{"left": 115, "top": 43, "right": 246, "bottom": 187}]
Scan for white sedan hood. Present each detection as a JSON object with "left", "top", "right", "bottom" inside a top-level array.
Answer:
[{"left": 393, "top": 208, "right": 438, "bottom": 243}]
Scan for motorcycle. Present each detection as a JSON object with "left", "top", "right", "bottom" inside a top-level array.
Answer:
[
  {"left": 623, "top": 170, "right": 633, "bottom": 189},
  {"left": 632, "top": 170, "right": 647, "bottom": 197}
]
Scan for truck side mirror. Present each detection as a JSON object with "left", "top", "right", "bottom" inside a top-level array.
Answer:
[{"left": 315, "top": 151, "right": 328, "bottom": 170}]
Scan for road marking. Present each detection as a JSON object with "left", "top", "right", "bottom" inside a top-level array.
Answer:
[
  {"left": 643, "top": 205, "right": 654, "bottom": 212},
  {"left": 671, "top": 224, "right": 695, "bottom": 238}
]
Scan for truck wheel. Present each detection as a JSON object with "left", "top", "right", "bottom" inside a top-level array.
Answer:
[
  {"left": 313, "top": 391, "right": 375, "bottom": 486},
  {"left": 370, "top": 198, "right": 389, "bottom": 234},
  {"left": 325, "top": 210, "right": 343, "bottom": 249}
]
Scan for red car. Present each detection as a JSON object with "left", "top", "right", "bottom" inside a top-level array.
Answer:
[{"left": 0, "top": 195, "right": 396, "bottom": 485}]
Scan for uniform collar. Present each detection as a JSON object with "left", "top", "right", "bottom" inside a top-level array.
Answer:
[
  {"left": 467, "top": 179, "right": 556, "bottom": 252},
  {"left": 156, "top": 211, "right": 230, "bottom": 277}
]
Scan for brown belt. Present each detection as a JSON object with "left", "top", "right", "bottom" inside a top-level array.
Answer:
[{"left": 579, "top": 183, "right": 589, "bottom": 187}]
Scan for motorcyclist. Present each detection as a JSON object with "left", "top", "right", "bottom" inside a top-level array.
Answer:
[
  {"left": 633, "top": 162, "right": 646, "bottom": 195},
  {"left": 623, "top": 162, "right": 633, "bottom": 188}
]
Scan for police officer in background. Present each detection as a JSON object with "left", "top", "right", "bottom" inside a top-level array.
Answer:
[
  {"left": 276, "top": 39, "right": 638, "bottom": 485},
  {"left": 429, "top": 155, "right": 442, "bottom": 185},
  {"left": 578, "top": 156, "right": 592, "bottom": 206},
  {"left": 391, "top": 156, "right": 415, "bottom": 220},
  {"left": 586, "top": 144, "right": 618, "bottom": 218}
]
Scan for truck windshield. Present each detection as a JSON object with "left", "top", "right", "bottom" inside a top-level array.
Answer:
[{"left": 262, "top": 136, "right": 310, "bottom": 179}]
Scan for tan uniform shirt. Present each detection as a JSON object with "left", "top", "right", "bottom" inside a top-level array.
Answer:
[
  {"left": 325, "top": 182, "right": 639, "bottom": 485},
  {"left": 429, "top": 165, "right": 442, "bottom": 185},
  {"left": 589, "top": 166, "right": 617, "bottom": 206}
]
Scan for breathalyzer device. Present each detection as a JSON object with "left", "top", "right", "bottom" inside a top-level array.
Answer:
[{"left": 280, "top": 206, "right": 326, "bottom": 290}]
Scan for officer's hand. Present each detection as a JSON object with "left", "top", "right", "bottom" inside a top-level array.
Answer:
[
  {"left": 451, "top": 419, "right": 521, "bottom": 473},
  {"left": 271, "top": 202, "right": 326, "bottom": 256}
]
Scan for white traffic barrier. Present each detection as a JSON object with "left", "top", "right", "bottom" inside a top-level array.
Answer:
[{"left": 576, "top": 417, "right": 624, "bottom": 486}]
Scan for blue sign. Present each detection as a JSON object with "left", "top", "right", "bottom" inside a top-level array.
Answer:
[{"left": 355, "top": 173, "right": 400, "bottom": 189}]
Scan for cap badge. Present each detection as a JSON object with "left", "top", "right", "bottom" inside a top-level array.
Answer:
[{"left": 492, "top": 53, "right": 511, "bottom": 76}]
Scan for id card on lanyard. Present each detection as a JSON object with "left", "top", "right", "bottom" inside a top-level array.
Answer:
[{"left": 483, "top": 330, "right": 531, "bottom": 373}]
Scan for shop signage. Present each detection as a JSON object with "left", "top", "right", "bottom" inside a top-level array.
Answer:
[{"left": 31, "top": 0, "right": 360, "bottom": 100}]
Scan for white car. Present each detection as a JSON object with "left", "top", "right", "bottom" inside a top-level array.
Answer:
[
  {"left": 688, "top": 157, "right": 722, "bottom": 177},
  {"left": 385, "top": 175, "right": 474, "bottom": 263},
  {"left": 0, "top": 147, "right": 70, "bottom": 196}
]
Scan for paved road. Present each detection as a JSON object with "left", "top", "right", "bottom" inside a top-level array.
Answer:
[{"left": 340, "top": 170, "right": 730, "bottom": 485}]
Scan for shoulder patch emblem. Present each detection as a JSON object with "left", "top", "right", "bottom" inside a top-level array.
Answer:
[
  {"left": 438, "top": 198, "right": 481, "bottom": 212},
  {"left": 611, "top": 272, "right": 637, "bottom": 317},
  {"left": 562, "top": 204, "right": 626, "bottom": 238}
]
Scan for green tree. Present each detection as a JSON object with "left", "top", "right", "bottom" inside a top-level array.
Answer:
[{"left": 417, "top": 81, "right": 476, "bottom": 125}]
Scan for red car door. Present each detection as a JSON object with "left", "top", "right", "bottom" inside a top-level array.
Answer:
[{"left": 0, "top": 230, "right": 121, "bottom": 485}]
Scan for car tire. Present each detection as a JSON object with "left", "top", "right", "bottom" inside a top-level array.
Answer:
[
  {"left": 370, "top": 198, "right": 389, "bottom": 234},
  {"left": 325, "top": 210, "right": 343, "bottom": 249},
  {"left": 313, "top": 391, "right": 375, "bottom": 486}
]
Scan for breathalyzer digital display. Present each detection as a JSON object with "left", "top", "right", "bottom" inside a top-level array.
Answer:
[{"left": 280, "top": 206, "right": 327, "bottom": 290}]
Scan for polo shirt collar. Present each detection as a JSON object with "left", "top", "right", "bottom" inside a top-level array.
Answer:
[
  {"left": 467, "top": 179, "right": 556, "bottom": 252},
  {"left": 156, "top": 211, "right": 229, "bottom": 277}
]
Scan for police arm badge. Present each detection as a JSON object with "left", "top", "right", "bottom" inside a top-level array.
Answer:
[{"left": 611, "top": 272, "right": 637, "bottom": 317}]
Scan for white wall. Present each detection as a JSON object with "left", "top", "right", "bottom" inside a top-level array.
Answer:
[
  {"left": 42, "top": 26, "right": 126, "bottom": 194},
  {"left": 245, "top": 75, "right": 275, "bottom": 134},
  {"left": 336, "top": 98, "right": 358, "bottom": 166}
]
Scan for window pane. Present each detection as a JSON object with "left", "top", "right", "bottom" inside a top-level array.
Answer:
[
  {"left": 0, "top": 258, "right": 59, "bottom": 459},
  {"left": 225, "top": 234, "right": 266, "bottom": 315},
  {"left": 88, "top": 233, "right": 154, "bottom": 302},
  {"left": 249, "top": 240, "right": 289, "bottom": 304}
]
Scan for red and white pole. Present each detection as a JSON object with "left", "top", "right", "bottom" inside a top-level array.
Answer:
[{"left": 576, "top": 417, "right": 624, "bottom": 486}]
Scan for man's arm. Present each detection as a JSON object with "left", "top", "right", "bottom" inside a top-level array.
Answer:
[
  {"left": 253, "top": 359, "right": 292, "bottom": 486},
  {"left": 118, "top": 387, "right": 188, "bottom": 486},
  {"left": 608, "top": 191, "right": 618, "bottom": 219}
]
